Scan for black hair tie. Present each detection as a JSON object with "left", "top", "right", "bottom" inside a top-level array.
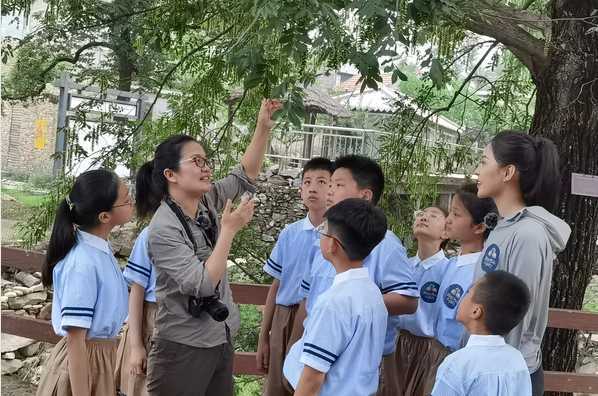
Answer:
[{"left": 483, "top": 212, "right": 499, "bottom": 230}]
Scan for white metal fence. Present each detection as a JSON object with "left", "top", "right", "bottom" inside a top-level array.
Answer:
[{"left": 266, "top": 123, "right": 482, "bottom": 174}]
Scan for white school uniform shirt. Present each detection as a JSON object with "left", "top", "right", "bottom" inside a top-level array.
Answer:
[
  {"left": 51, "top": 230, "right": 128, "bottom": 338},
  {"left": 436, "top": 252, "right": 480, "bottom": 351},
  {"left": 301, "top": 230, "right": 418, "bottom": 355},
  {"left": 123, "top": 227, "right": 157, "bottom": 303},
  {"left": 397, "top": 250, "right": 449, "bottom": 337},
  {"left": 262, "top": 216, "right": 320, "bottom": 306},
  {"left": 284, "top": 267, "right": 387, "bottom": 396},
  {"left": 431, "top": 335, "right": 532, "bottom": 396}
]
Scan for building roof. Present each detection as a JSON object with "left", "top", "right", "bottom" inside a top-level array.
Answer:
[{"left": 334, "top": 85, "right": 463, "bottom": 133}]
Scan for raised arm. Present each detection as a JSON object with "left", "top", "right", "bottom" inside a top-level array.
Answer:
[{"left": 240, "top": 99, "right": 283, "bottom": 180}]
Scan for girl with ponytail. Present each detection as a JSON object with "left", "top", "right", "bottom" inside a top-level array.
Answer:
[
  {"left": 37, "top": 169, "right": 135, "bottom": 396},
  {"left": 114, "top": 161, "right": 161, "bottom": 396},
  {"left": 474, "top": 130, "right": 572, "bottom": 396}
]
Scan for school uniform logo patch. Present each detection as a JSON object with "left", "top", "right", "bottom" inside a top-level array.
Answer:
[
  {"left": 443, "top": 284, "right": 464, "bottom": 309},
  {"left": 481, "top": 244, "right": 500, "bottom": 272},
  {"left": 420, "top": 281, "right": 440, "bottom": 303}
]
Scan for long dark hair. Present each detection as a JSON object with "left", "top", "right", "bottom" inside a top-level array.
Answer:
[
  {"left": 455, "top": 183, "right": 498, "bottom": 239},
  {"left": 136, "top": 135, "right": 197, "bottom": 219},
  {"left": 43, "top": 169, "right": 120, "bottom": 286},
  {"left": 491, "top": 131, "right": 560, "bottom": 213}
]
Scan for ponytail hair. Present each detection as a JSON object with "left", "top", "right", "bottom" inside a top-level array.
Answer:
[
  {"left": 455, "top": 183, "right": 498, "bottom": 239},
  {"left": 135, "top": 160, "right": 161, "bottom": 220},
  {"left": 43, "top": 169, "right": 120, "bottom": 286},
  {"left": 490, "top": 131, "right": 560, "bottom": 213},
  {"left": 135, "top": 134, "right": 197, "bottom": 216}
]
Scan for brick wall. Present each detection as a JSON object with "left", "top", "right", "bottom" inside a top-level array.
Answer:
[{"left": 1, "top": 99, "right": 58, "bottom": 177}]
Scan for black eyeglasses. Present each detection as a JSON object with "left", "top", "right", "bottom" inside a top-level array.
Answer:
[
  {"left": 179, "top": 155, "right": 213, "bottom": 170},
  {"left": 316, "top": 221, "right": 346, "bottom": 251},
  {"left": 113, "top": 195, "right": 135, "bottom": 208}
]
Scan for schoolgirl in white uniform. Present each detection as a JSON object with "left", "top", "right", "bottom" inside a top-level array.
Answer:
[{"left": 37, "top": 169, "right": 133, "bottom": 396}]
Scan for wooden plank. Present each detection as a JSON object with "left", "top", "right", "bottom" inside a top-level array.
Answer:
[
  {"left": 230, "top": 283, "right": 269, "bottom": 305},
  {"left": 547, "top": 308, "right": 598, "bottom": 332},
  {"left": 1, "top": 313, "right": 60, "bottom": 344},
  {"left": 1, "top": 247, "right": 45, "bottom": 273},
  {"left": 3, "top": 312, "right": 598, "bottom": 392},
  {"left": 3, "top": 247, "right": 598, "bottom": 331},
  {"left": 545, "top": 371, "right": 598, "bottom": 393},
  {"left": 233, "top": 352, "right": 262, "bottom": 376}
]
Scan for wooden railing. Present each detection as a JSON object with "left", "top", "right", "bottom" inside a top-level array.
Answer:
[{"left": 2, "top": 247, "right": 598, "bottom": 393}]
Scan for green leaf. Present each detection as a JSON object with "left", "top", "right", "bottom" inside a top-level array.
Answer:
[{"left": 392, "top": 69, "right": 408, "bottom": 84}]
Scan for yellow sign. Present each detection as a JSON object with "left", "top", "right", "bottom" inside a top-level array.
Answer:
[{"left": 34, "top": 119, "right": 48, "bottom": 149}]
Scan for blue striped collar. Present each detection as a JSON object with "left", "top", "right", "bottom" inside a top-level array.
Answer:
[
  {"left": 332, "top": 267, "right": 369, "bottom": 287},
  {"left": 77, "top": 230, "right": 112, "bottom": 255}
]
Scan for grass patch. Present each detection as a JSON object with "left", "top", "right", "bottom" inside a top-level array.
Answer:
[
  {"left": 235, "top": 304, "right": 261, "bottom": 352},
  {"left": 1, "top": 187, "right": 46, "bottom": 207},
  {"left": 235, "top": 375, "right": 263, "bottom": 396}
]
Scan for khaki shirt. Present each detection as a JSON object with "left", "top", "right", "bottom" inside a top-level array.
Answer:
[{"left": 148, "top": 166, "right": 256, "bottom": 348}]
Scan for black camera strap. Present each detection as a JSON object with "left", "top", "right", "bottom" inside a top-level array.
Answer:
[{"left": 164, "top": 196, "right": 221, "bottom": 294}]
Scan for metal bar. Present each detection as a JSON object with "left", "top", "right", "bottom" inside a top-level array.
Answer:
[{"left": 52, "top": 74, "right": 69, "bottom": 176}]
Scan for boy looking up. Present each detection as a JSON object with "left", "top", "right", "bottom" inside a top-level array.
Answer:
[
  {"left": 432, "top": 270, "right": 532, "bottom": 396},
  {"left": 257, "top": 157, "right": 334, "bottom": 396},
  {"left": 284, "top": 199, "right": 389, "bottom": 396}
]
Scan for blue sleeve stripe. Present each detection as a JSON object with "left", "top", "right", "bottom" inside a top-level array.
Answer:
[
  {"left": 62, "top": 312, "right": 94, "bottom": 318},
  {"left": 127, "top": 261, "right": 151, "bottom": 277},
  {"left": 267, "top": 258, "right": 282, "bottom": 271},
  {"left": 61, "top": 306, "right": 94, "bottom": 313},
  {"left": 303, "top": 348, "right": 335, "bottom": 364},
  {"left": 301, "top": 280, "right": 310, "bottom": 286},
  {"left": 382, "top": 285, "right": 419, "bottom": 294},
  {"left": 266, "top": 260, "right": 282, "bottom": 274},
  {"left": 126, "top": 264, "right": 151, "bottom": 279},
  {"left": 301, "top": 284, "right": 310, "bottom": 291},
  {"left": 303, "top": 343, "right": 338, "bottom": 359},
  {"left": 381, "top": 282, "right": 417, "bottom": 293}
]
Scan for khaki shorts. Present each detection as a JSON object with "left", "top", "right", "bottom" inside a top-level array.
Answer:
[
  {"left": 395, "top": 330, "right": 450, "bottom": 396},
  {"left": 114, "top": 301, "right": 157, "bottom": 396},
  {"left": 263, "top": 303, "right": 303, "bottom": 396}
]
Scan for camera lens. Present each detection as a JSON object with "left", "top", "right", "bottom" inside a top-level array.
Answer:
[{"left": 207, "top": 300, "right": 229, "bottom": 322}]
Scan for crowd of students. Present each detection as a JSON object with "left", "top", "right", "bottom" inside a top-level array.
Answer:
[{"left": 35, "top": 97, "right": 572, "bottom": 396}]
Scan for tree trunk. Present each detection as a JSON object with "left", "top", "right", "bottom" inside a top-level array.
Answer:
[{"left": 531, "top": 2, "right": 598, "bottom": 395}]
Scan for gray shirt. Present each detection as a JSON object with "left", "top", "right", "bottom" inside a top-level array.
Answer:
[
  {"left": 473, "top": 206, "right": 571, "bottom": 372},
  {"left": 148, "top": 166, "right": 256, "bottom": 348}
]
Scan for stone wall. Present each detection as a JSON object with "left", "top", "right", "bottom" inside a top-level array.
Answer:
[{"left": 1, "top": 99, "right": 58, "bottom": 177}]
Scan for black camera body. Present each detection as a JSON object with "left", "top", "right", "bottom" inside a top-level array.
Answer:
[{"left": 188, "top": 295, "right": 229, "bottom": 322}]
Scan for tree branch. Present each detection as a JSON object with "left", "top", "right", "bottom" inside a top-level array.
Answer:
[
  {"left": 397, "top": 41, "right": 499, "bottom": 181},
  {"left": 2, "top": 41, "right": 114, "bottom": 101},
  {"left": 448, "top": 1, "right": 548, "bottom": 78}
]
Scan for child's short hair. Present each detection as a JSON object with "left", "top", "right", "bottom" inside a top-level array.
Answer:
[
  {"left": 473, "top": 271, "right": 531, "bottom": 336},
  {"left": 334, "top": 155, "right": 385, "bottom": 204},
  {"left": 455, "top": 183, "right": 498, "bottom": 239},
  {"left": 324, "top": 198, "right": 387, "bottom": 261},
  {"left": 302, "top": 157, "right": 334, "bottom": 179}
]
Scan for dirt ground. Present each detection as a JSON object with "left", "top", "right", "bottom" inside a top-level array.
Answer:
[{"left": 1, "top": 375, "right": 37, "bottom": 396}]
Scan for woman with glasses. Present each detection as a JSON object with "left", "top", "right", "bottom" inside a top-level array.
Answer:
[{"left": 135, "top": 99, "right": 281, "bottom": 396}]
